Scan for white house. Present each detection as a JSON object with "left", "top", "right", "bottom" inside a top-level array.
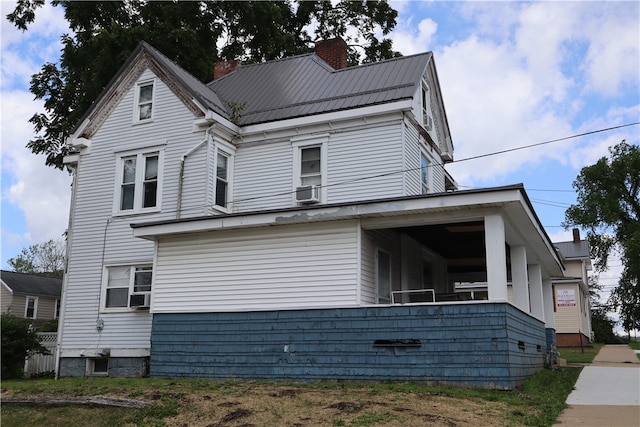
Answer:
[{"left": 58, "top": 39, "right": 564, "bottom": 388}]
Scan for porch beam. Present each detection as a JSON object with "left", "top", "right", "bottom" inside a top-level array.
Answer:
[
  {"left": 484, "top": 214, "right": 508, "bottom": 301},
  {"left": 528, "top": 264, "right": 544, "bottom": 321},
  {"left": 511, "top": 245, "right": 530, "bottom": 312}
]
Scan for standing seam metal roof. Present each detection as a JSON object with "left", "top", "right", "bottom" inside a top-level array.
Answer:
[{"left": 207, "top": 52, "right": 432, "bottom": 126}]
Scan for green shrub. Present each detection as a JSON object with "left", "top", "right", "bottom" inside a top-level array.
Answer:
[{"left": 1, "top": 313, "right": 50, "bottom": 379}]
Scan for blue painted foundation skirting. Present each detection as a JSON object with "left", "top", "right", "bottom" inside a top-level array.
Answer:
[{"left": 151, "top": 303, "right": 546, "bottom": 389}]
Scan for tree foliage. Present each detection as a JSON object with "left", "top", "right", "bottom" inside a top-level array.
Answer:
[
  {"left": 564, "top": 141, "right": 640, "bottom": 335},
  {"left": 1, "top": 313, "right": 50, "bottom": 379},
  {"left": 7, "top": 239, "right": 66, "bottom": 278},
  {"left": 6, "top": 0, "right": 399, "bottom": 169},
  {"left": 587, "top": 276, "right": 620, "bottom": 343}
]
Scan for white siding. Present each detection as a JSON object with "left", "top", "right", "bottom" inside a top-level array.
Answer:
[
  {"left": 327, "top": 121, "right": 405, "bottom": 203},
  {"left": 403, "top": 118, "right": 446, "bottom": 195},
  {"left": 232, "top": 140, "right": 293, "bottom": 212},
  {"left": 154, "top": 220, "right": 359, "bottom": 312},
  {"left": 61, "top": 68, "right": 204, "bottom": 352},
  {"left": 360, "top": 229, "right": 402, "bottom": 304}
]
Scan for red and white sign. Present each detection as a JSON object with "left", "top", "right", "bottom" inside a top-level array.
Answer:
[{"left": 557, "top": 289, "right": 576, "bottom": 307}]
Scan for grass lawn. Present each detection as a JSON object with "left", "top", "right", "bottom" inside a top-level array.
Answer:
[
  {"left": 1, "top": 367, "right": 581, "bottom": 427},
  {"left": 629, "top": 341, "right": 640, "bottom": 361},
  {"left": 557, "top": 343, "right": 603, "bottom": 364}
]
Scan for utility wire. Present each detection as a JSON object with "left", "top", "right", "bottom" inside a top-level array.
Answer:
[{"left": 223, "top": 122, "right": 639, "bottom": 206}]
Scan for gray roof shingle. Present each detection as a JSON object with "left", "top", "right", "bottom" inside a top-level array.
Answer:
[
  {"left": 1, "top": 270, "right": 62, "bottom": 297},
  {"left": 555, "top": 240, "right": 590, "bottom": 259}
]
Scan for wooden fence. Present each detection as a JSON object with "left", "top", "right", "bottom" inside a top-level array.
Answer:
[{"left": 24, "top": 332, "right": 57, "bottom": 377}]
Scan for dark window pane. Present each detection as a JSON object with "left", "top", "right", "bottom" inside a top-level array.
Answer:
[
  {"left": 121, "top": 184, "right": 135, "bottom": 210},
  {"left": 216, "top": 179, "right": 227, "bottom": 207},
  {"left": 134, "top": 267, "right": 152, "bottom": 293},
  {"left": 123, "top": 158, "right": 136, "bottom": 183},
  {"left": 106, "top": 288, "right": 128, "bottom": 307},
  {"left": 145, "top": 156, "right": 158, "bottom": 180},
  {"left": 216, "top": 153, "right": 228, "bottom": 179},
  {"left": 139, "top": 84, "right": 153, "bottom": 103},
  {"left": 143, "top": 182, "right": 157, "bottom": 208}
]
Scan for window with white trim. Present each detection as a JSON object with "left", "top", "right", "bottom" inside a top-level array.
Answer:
[
  {"left": 376, "top": 249, "right": 391, "bottom": 304},
  {"left": 291, "top": 135, "right": 328, "bottom": 204},
  {"left": 87, "top": 358, "right": 109, "bottom": 376},
  {"left": 114, "top": 149, "right": 163, "bottom": 214},
  {"left": 25, "top": 296, "right": 38, "bottom": 319},
  {"left": 134, "top": 80, "right": 155, "bottom": 123},
  {"left": 420, "top": 153, "right": 430, "bottom": 194},
  {"left": 102, "top": 265, "right": 152, "bottom": 310},
  {"left": 55, "top": 299, "right": 60, "bottom": 319}
]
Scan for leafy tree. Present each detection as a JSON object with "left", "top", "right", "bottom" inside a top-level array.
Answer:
[
  {"left": 6, "top": 0, "right": 399, "bottom": 169},
  {"left": 1, "top": 313, "right": 50, "bottom": 379},
  {"left": 587, "top": 276, "right": 620, "bottom": 343},
  {"left": 7, "top": 239, "right": 66, "bottom": 278},
  {"left": 564, "top": 141, "right": 640, "bottom": 337}
]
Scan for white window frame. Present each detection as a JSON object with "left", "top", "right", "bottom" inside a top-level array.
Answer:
[
  {"left": 212, "top": 140, "right": 235, "bottom": 212},
  {"left": 101, "top": 264, "right": 153, "bottom": 312},
  {"left": 376, "top": 249, "right": 392, "bottom": 304},
  {"left": 113, "top": 147, "right": 164, "bottom": 215},
  {"left": 24, "top": 296, "right": 38, "bottom": 319},
  {"left": 291, "top": 135, "right": 328, "bottom": 204},
  {"left": 133, "top": 79, "right": 155, "bottom": 124},
  {"left": 420, "top": 151, "right": 431, "bottom": 194}
]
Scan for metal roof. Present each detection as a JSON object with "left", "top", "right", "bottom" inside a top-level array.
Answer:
[
  {"left": 207, "top": 52, "right": 432, "bottom": 126},
  {"left": 554, "top": 240, "right": 590, "bottom": 259},
  {"left": 1, "top": 270, "right": 62, "bottom": 297}
]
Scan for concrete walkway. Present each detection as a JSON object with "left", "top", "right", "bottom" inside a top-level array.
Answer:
[{"left": 554, "top": 345, "right": 640, "bottom": 426}]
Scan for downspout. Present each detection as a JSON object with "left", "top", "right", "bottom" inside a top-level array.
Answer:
[
  {"left": 176, "top": 125, "right": 215, "bottom": 219},
  {"left": 55, "top": 160, "right": 78, "bottom": 379}
]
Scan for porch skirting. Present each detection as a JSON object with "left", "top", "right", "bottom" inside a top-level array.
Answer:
[{"left": 150, "top": 303, "right": 547, "bottom": 389}]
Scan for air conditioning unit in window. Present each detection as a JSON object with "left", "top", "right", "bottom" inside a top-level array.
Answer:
[
  {"left": 423, "top": 114, "right": 434, "bottom": 131},
  {"left": 295, "top": 185, "right": 320, "bottom": 204},
  {"left": 130, "top": 293, "right": 151, "bottom": 309}
]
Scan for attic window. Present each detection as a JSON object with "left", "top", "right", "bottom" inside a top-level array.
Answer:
[{"left": 134, "top": 80, "right": 155, "bottom": 122}]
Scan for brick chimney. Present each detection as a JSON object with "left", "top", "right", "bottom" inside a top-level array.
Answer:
[
  {"left": 315, "top": 37, "right": 348, "bottom": 70},
  {"left": 214, "top": 60, "right": 239, "bottom": 80},
  {"left": 572, "top": 228, "right": 581, "bottom": 243}
]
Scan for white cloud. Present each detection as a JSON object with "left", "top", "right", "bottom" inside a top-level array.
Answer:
[
  {"left": 392, "top": 17, "right": 438, "bottom": 55},
  {"left": 1, "top": 90, "right": 71, "bottom": 248},
  {"left": 392, "top": 1, "right": 639, "bottom": 188}
]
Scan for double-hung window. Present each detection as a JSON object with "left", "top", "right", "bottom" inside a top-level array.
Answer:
[
  {"left": 103, "top": 265, "right": 153, "bottom": 310},
  {"left": 134, "top": 80, "right": 155, "bottom": 123},
  {"left": 25, "top": 296, "right": 38, "bottom": 319},
  {"left": 115, "top": 149, "right": 163, "bottom": 214},
  {"left": 212, "top": 141, "right": 235, "bottom": 211},
  {"left": 291, "top": 135, "right": 328, "bottom": 204},
  {"left": 420, "top": 153, "right": 430, "bottom": 194}
]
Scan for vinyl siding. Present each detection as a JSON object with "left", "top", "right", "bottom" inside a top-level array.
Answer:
[
  {"left": 360, "top": 229, "right": 402, "bottom": 304},
  {"left": 327, "top": 121, "right": 405, "bottom": 203},
  {"left": 153, "top": 220, "right": 359, "bottom": 312},
  {"left": 232, "top": 140, "right": 293, "bottom": 212},
  {"left": 61, "top": 68, "right": 203, "bottom": 352},
  {"left": 1, "top": 285, "right": 12, "bottom": 313},
  {"left": 403, "top": 117, "right": 446, "bottom": 194}
]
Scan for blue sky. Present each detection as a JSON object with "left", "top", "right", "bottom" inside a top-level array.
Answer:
[{"left": 1, "top": 1, "right": 639, "bottom": 307}]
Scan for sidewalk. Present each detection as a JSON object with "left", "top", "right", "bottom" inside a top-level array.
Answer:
[{"left": 554, "top": 345, "right": 640, "bottom": 426}]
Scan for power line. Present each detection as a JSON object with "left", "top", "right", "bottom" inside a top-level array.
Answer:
[
  {"left": 449, "top": 122, "right": 639, "bottom": 164},
  {"left": 228, "top": 122, "right": 639, "bottom": 206}
]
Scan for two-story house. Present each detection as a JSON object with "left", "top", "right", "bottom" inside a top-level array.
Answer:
[
  {"left": 553, "top": 229, "right": 593, "bottom": 346},
  {"left": 58, "top": 38, "right": 564, "bottom": 388},
  {"left": 1, "top": 270, "right": 62, "bottom": 325}
]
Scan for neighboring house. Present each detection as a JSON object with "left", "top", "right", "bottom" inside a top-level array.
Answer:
[
  {"left": 553, "top": 229, "right": 593, "bottom": 346},
  {"left": 1, "top": 270, "right": 62, "bottom": 324},
  {"left": 58, "top": 38, "right": 564, "bottom": 388}
]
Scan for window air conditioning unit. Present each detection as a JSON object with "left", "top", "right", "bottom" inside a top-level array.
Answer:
[
  {"left": 423, "top": 114, "right": 434, "bottom": 131},
  {"left": 295, "top": 185, "right": 320, "bottom": 204},
  {"left": 130, "top": 293, "right": 151, "bottom": 309}
]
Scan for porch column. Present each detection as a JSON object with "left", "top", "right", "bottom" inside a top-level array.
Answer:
[
  {"left": 484, "top": 214, "right": 508, "bottom": 301},
  {"left": 542, "top": 279, "right": 555, "bottom": 329},
  {"left": 511, "top": 245, "right": 530, "bottom": 312},
  {"left": 528, "top": 264, "right": 544, "bottom": 321}
]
